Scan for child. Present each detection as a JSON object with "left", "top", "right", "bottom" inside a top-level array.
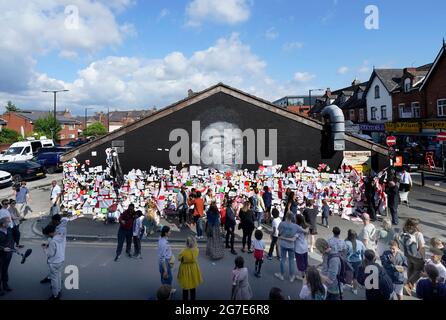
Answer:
[
  {"left": 253, "top": 229, "right": 265, "bottom": 278},
  {"left": 430, "top": 238, "right": 446, "bottom": 267},
  {"left": 321, "top": 199, "right": 330, "bottom": 229},
  {"left": 8, "top": 199, "right": 23, "bottom": 248},
  {"left": 381, "top": 240, "right": 408, "bottom": 300},
  {"left": 231, "top": 256, "right": 252, "bottom": 300},
  {"left": 133, "top": 210, "right": 144, "bottom": 259},
  {"left": 267, "top": 208, "right": 281, "bottom": 260},
  {"left": 425, "top": 247, "right": 446, "bottom": 283},
  {"left": 42, "top": 224, "right": 66, "bottom": 300}
]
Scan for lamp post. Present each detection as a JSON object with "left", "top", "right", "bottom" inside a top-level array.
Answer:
[
  {"left": 309, "top": 88, "right": 325, "bottom": 109},
  {"left": 41, "top": 90, "right": 69, "bottom": 121}
]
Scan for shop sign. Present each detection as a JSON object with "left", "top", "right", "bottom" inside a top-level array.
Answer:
[
  {"left": 422, "top": 121, "right": 446, "bottom": 130},
  {"left": 385, "top": 122, "right": 420, "bottom": 133},
  {"left": 343, "top": 151, "right": 372, "bottom": 173}
]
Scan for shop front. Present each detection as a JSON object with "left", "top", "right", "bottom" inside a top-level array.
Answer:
[{"left": 359, "top": 123, "right": 386, "bottom": 144}]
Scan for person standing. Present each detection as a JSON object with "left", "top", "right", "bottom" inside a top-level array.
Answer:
[
  {"left": 328, "top": 227, "right": 346, "bottom": 256},
  {"left": 225, "top": 200, "right": 237, "bottom": 255},
  {"left": 303, "top": 199, "right": 318, "bottom": 253},
  {"left": 399, "top": 218, "right": 425, "bottom": 296},
  {"left": 385, "top": 179, "right": 399, "bottom": 225},
  {"left": 321, "top": 199, "right": 330, "bottom": 228},
  {"left": 262, "top": 186, "right": 272, "bottom": 224},
  {"left": 345, "top": 229, "right": 365, "bottom": 295},
  {"left": 399, "top": 167, "right": 413, "bottom": 205},
  {"left": 114, "top": 203, "right": 135, "bottom": 261},
  {"left": 239, "top": 200, "right": 255, "bottom": 253},
  {"left": 275, "top": 212, "right": 302, "bottom": 282},
  {"left": 14, "top": 181, "right": 30, "bottom": 220},
  {"left": 158, "top": 226, "right": 175, "bottom": 287},
  {"left": 377, "top": 219, "right": 396, "bottom": 257},
  {"left": 359, "top": 213, "right": 377, "bottom": 252},
  {"left": 49, "top": 180, "right": 62, "bottom": 216},
  {"left": 192, "top": 191, "right": 204, "bottom": 240},
  {"left": 205, "top": 201, "right": 224, "bottom": 260},
  {"left": 285, "top": 192, "right": 298, "bottom": 222},
  {"left": 42, "top": 224, "right": 66, "bottom": 300},
  {"left": 132, "top": 210, "right": 144, "bottom": 259},
  {"left": 177, "top": 236, "right": 203, "bottom": 301},
  {"left": 267, "top": 208, "right": 281, "bottom": 260},
  {"left": 176, "top": 186, "right": 188, "bottom": 228},
  {"left": 252, "top": 188, "right": 266, "bottom": 230},
  {"left": 364, "top": 176, "right": 377, "bottom": 221},
  {"left": 252, "top": 229, "right": 265, "bottom": 278},
  {"left": 0, "top": 217, "right": 13, "bottom": 296},
  {"left": 315, "top": 238, "right": 342, "bottom": 300},
  {"left": 231, "top": 256, "right": 253, "bottom": 300},
  {"left": 8, "top": 200, "right": 23, "bottom": 249},
  {"left": 416, "top": 264, "right": 446, "bottom": 300},
  {"left": 381, "top": 240, "right": 408, "bottom": 300},
  {"left": 294, "top": 215, "right": 309, "bottom": 279}
]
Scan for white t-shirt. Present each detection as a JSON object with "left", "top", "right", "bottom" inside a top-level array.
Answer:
[
  {"left": 299, "top": 284, "right": 327, "bottom": 300},
  {"left": 272, "top": 217, "right": 281, "bottom": 237},
  {"left": 51, "top": 185, "right": 62, "bottom": 200},
  {"left": 426, "top": 259, "right": 446, "bottom": 282},
  {"left": 400, "top": 172, "right": 412, "bottom": 185},
  {"left": 360, "top": 223, "right": 377, "bottom": 251}
]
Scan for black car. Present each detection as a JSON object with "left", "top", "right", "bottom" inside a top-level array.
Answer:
[
  {"left": 0, "top": 161, "right": 46, "bottom": 182},
  {"left": 37, "top": 146, "right": 72, "bottom": 154}
]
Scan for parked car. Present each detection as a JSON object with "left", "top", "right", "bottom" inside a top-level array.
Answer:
[
  {"left": 37, "top": 146, "right": 72, "bottom": 154},
  {"left": 0, "top": 170, "right": 12, "bottom": 188},
  {"left": 66, "top": 138, "right": 90, "bottom": 148},
  {"left": 0, "top": 138, "right": 54, "bottom": 163},
  {"left": 33, "top": 150, "right": 67, "bottom": 173},
  {"left": 0, "top": 161, "right": 46, "bottom": 182}
]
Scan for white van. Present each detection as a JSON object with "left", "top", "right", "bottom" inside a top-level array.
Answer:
[{"left": 0, "top": 137, "right": 54, "bottom": 163}]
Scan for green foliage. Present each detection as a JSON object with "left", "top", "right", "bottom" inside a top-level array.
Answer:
[
  {"left": 82, "top": 121, "right": 107, "bottom": 137},
  {"left": 34, "top": 114, "right": 61, "bottom": 141},
  {"left": 0, "top": 128, "right": 20, "bottom": 144},
  {"left": 5, "top": 101, "right": 19, "bottom": 112}
]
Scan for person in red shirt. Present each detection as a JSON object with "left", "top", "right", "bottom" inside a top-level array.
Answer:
[
  {"left": 192, "top": 192, "right": 204, "bottom": 239},
  {"left": 114, "top": 204, "right": 135, "bottom": 261}
]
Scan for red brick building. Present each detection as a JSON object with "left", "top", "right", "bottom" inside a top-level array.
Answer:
[{"left": 2, "top": 110, "right": 82, "bottom": 145}]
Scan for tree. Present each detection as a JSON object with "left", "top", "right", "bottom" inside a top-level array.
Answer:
[
  {"left": 34, "top": 114, "right": 62, "bottom": 141},
  {"left": 0, "top": 128, "right": 20, "bottom": 144},
  {"left": 82, "top": 121, "right": 107, "bottom": 137},
  {"left": 5, "top": 101, "right": 20, "bottom": 112}
]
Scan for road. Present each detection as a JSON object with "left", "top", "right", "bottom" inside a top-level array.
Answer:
[{"left": 2, "top": 240, "right": 368, "bottom": 300}]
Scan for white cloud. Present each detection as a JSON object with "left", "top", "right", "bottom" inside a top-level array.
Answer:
[
  {"left": 282, "top": 42, "right": 304, "bottom": 52},
  {"left": 2, "top": 33, "right": 294, "bottom": 113},
  {"left": 358, "top": 60, "right": 371, "bottom": 74},
  {"left": 293, "top": 72, "right": 316, "bottom": 83},
  {"left": 337, "top": 66, "right": 349, "bottom": 75},
  {"left": 186, "top": 0, "right": 251, "bottom": 26},
  {"left": 158, "top": 8, "right": 170, "bottom": 21},
  {"left": 0, "top": 0, "right": 134, "bottom": 93},
  {"left": 265, "top": 27, "right": 279, "bottom": 40}
]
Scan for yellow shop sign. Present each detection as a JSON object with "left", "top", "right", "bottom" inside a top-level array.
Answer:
[
  {"left": 385, "top": 122, "right": 421, "bottom": 133},
  {"left": 422, "top": 121, "right": 446, "bottom": 130}
]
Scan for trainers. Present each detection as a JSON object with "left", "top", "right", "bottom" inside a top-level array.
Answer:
[
  {"left": 114, "top": 255, "right": 120, "bottom": 262},
  {"left": 241, "top": 248, "right": 246, "bottom": 253},
  {"left": 40, "top": 277, "right": 51, "bottom": 284},
  {"left": 267, "top": 255, "right": 272, "bottom": 260},
  {"left": 257, "top": 226, "right": 263, "bottom": 230},
  {"left": 352, "top": 289, "right": 358, "bottom": 295},
  {"left": 247, "top": 249, "right": 253, "bottom": 254},
  {"left": 274, "top": 273, "right": 284, "bottom": 281},
  {"left": 290, "top": 275, "right": 296, "bottom": 283}
]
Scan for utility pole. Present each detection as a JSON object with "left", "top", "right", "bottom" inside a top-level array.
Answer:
[{"left": 42, "top": 89, "right": 69, "bottom": 121}]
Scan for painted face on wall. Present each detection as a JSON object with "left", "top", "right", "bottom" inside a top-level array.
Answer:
[{"left": 192, "top": 121, "right": 243, "bottom": 172}]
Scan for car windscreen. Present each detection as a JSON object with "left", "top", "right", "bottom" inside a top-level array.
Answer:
[{"left": 4, "top": 147, "right": 24, "bottom": 155}]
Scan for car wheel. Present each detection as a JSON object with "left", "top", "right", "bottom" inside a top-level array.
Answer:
[
  {"left": 47, "top": 167, "right": 55, "bottom": 174},
  {"left": 13, "top": 174, "right": 22, "bottom": 183}
]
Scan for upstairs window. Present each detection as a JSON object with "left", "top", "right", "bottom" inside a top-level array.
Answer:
[
  {"left": 381, "top": 105, "right": 387, "bottom": 120},
  {"left": 438, "top": 99, "right": 446, "bottom": 117},
  {"left": 404, "top": 78, "right": 411, "bottom": 93},
  {"left": 412, "top": 102, "right": 421, "bottom": 118},
  {"left": 371, "top": 107, "right": 377, "bottom": 120},
  {"left": 374, "top": 85, "right": 380, "bottom": 99}
]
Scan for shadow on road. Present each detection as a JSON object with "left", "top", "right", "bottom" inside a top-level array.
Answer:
[{"left": 409, "top": 206, "right": 445, "bottom": 215}]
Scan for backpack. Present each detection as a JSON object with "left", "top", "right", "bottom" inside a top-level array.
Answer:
[
  {"left": 377, "top": 267, "right": 394, "bottom": 300},
  {"left": 399, "top": 232, "right": 419, "bottom": 257},
  {"left": 328, "top": 254, "right": 354, "bottom": 300}
]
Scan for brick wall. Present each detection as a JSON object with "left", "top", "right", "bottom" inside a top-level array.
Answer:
[
  {"left": 424, "top": 50, "right": 446, "bottom": 118},
  {"left": 391, "top": 90, "right": 425, "bottom": 120},
  {"left": 2, "top": 113, "right": 34, "bottom": 136}
]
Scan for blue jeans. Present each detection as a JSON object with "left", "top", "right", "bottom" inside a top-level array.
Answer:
[
  {"left": 194, "top": 216, "right": 203, "bottom": 237},
  {"left": 280, "top": 246, "right": 295, "bottom": 277},
  {"left": 159, "top": 259, "right": 173, "bottom": 285},
  {"left": 255, "top": 211, "right": 263, "bottom": 228}
]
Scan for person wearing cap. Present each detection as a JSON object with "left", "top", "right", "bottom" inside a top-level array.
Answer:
[{"left": 359, "top": 213, "right": 377, "bottom": 252}]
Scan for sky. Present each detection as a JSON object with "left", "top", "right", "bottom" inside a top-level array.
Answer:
[{"left": 0, "top": 0, "right": 445, "bottom": 115}]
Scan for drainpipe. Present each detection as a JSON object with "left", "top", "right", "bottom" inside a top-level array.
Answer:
[{"left": 321, "top": 105, "right": 346, "bottom": 151}]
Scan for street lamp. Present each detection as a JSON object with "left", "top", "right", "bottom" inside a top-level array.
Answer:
[
  {"left": 42, "top": 89, "right": 69, "bottom": 121},
  {"left": 309, "top": 88, "right": 325, "bottom": 109}
]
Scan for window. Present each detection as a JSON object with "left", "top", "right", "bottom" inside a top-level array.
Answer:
[
  {"left": 412, "top": 102, "right": 421, "bottom": 118},
  {"left": 374, "top": 85, "right": 380, "bottom": 99},
  {"left": 23, "top": 146, "right": 31, "bottom": 155},
  {"left": 381, "top": 106, "right": 387, "bottom": 120},
  {"left": 404, "top": 78, "right": 411, "bottom": 93},
  {"left": 69, "top": 134, "right": 75, "bottom": 139},
  {"left": 438, "top": 99, "right": 446, "bottom": 117},
  {"left": 359, "top": 109, "right": 365, "bottom": 122},
  {"left": 371, "top": 107, "right": 377, "bottom": 120},
  {"left": 69, "top": 124, "right": 75, "bottom": 130},
  {"left": 60, "top": 134, "right": 65, "bottom": 139},
  {"left": 349, "top": 110, "right": 355, "bottom": 121}
]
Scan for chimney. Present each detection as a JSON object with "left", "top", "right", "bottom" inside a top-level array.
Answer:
[
  {"left": 351, "top": 78, "right": 361, "bottom": 86},
  {"left": 404, "top": 67, "right": 416, "bottom": 74},
  {"left": 326, "top": 88, "right": 331, "bottom": 96},
  {"left": 188, "top": 89, "right": 195, "bottom": 97}
]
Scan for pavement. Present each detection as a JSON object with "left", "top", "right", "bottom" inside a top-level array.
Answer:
[{"left": 412, "top": 171, "right": 446, "bottom": 193}]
